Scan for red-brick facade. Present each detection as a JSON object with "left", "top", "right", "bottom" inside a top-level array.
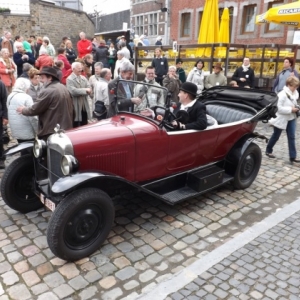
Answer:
[{"left": 131, "top": 0, "right": 297, "bottom": 46}]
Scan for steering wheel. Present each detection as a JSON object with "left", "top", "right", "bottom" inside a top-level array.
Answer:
[{"left": 152, "top": 105, "right": 179, "bottom": 130}]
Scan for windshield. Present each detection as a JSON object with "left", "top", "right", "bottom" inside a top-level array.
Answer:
[{"left": 115, "top": 79, "right": 170, "bottom": 116}]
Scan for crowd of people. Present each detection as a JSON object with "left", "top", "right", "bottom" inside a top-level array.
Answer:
[{"left": 0, "top": 29, "right": 299, "bottom": 167}]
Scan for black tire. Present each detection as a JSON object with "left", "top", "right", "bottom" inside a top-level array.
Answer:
[
  {"left": 47, "top": 188, "right": 114, "bottom": 261},
  {"left": 233, "top": 143, "right": 262, "bottom": 190},
  {"left": 0, "top": 154, "right": 42, "bottom": 213}
]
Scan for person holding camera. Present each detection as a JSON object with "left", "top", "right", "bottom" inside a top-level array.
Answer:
[{"left": 266, "top": 76, "right": 300, "bottom": 164}]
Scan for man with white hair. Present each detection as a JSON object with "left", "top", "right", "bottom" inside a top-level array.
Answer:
[
  {"left": 66, "top": 61, "right": 92, "bottom": 127},
  {"left": 108, "top": 60, "right": 141, "bottom": 117},
  {"left": 13, "top": 42, "right": 35, "bottom": 77},
  {"left": 77, "top": 32, "right": 92, "bottom": 58},
  {"left": 89, "top": 61, "right": 103, "bottom": 100},
  {"left": 93, "top": 68, "right": 112, "bottom": 120},
  {"left": 1, "top": 31, "right": 13, "bottom": 56}
]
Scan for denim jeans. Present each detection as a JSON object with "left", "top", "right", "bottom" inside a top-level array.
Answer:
[{"left": 266, "top": 118, "right": 297, "bottom": 159}]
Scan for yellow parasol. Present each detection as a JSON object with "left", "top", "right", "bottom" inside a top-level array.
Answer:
[
  {"left": 197, "top": 0, "right": 219, "bottom": 57},
  {"left": 217, "top": 8, "right": 230, "bottom": 57},
  {"left": 219, "top": 8, "right": 230, "bottom": 43},
  {"left": 256, "top": 0, "right": 300, "bottom": 28}
]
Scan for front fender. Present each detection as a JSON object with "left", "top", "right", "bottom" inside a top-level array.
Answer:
[
  {"left": 225, "top": 134, "right": 258, "bottom": 175},
  {"left": 51, "top": 172, "right": 126, "bottom": 195},
  {"left": 5, "top": 142, "right": 33, "bottom": 156}
]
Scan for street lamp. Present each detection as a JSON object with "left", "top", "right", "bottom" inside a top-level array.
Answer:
[{"left": 94, "top": 5, "right": 102, "bottom": 32}]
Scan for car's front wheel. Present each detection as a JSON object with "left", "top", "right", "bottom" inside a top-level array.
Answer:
[
  {"left": 1, "top": 154, "right": 42, "bottom": 213},
  {"left": 47, "top": 188, "right": 114, "bottom": 261},
  {"left": 233, "top": 143, "right": 262, "bottom": 190}
]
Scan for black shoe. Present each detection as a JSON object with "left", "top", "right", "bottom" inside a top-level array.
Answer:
[
  {"left": 290, "top": 158, "right": 300, "bottom": 164},
  {"left": 0, "top": 160, "right": 5, "bottom": 169}
]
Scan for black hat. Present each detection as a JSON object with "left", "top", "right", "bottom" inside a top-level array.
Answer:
[
  {"left": 179, "top": 82, "right": 197, "bottom": 97},
  {"left": 38, "top": 67, "right": 60, "bottom": 80}
]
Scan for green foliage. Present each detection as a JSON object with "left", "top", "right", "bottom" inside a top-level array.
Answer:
[{"left": 0, "top": 7, "right": 11, "bottom": 13}]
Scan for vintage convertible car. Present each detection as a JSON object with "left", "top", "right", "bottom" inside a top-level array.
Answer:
[{"left": 1, "top": 81, "right": 278, "bottom": 261}]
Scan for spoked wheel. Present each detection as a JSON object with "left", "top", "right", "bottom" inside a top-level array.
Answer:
[
  {"left": 1, "top": 154, "right": 42, "bottom": 213},
  {"left": 233, "top": 143, "right": 262, "bottom": 189},
  {"left": 47, "top": 188, "right": 114, "bottom": 261}
]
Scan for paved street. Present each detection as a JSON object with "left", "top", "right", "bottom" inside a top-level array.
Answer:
[{"left": 0, "top": 121, "right": 300, "bottom": 300}]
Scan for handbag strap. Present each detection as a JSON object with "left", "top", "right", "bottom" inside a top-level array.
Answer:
[{"left": 7, "top": 92, "right": 20, "bottom": 106}]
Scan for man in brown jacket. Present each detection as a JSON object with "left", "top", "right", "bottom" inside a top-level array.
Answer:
[{"left": 17, "top": 66, "right": 73, "bottom": 140}]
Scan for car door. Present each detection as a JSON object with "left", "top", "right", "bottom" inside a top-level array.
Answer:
[{"left": 166, "top": 128, "right": 219, "bottom": 172}]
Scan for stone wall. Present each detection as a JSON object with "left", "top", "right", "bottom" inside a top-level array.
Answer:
[{"left": 0, "top": 0, "right": 94, "bottom": 51}]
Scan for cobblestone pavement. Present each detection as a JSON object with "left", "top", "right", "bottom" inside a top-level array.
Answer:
[
  {"left": 141, "top": 199, "right": 300, "bottom": 300},
  {"left": 0, "top": 121, "right": 300, "bottom": 300}
]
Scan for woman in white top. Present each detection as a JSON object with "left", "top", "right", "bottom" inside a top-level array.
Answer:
[
  {"left": 266, "top": 76, "right": 300, "bottom": 164},
  {"left": 186, "top": 59, "right": 209, "bottom": 96},
  {"left": 7, "top": 78, "right": 38, "bottom": 143},
  {"left": 39, "top": 36, "right": 55, "bottom": 57},
  {"left": 114, "top": 50, "right": 129, "bottom": 79}
]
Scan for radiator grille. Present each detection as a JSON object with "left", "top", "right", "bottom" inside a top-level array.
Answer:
[{"left": 48, "top": 148, "right": 64, "bottom": 186}]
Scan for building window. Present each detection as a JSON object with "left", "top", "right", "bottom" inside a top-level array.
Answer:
[
  {"left": 196, "top": 11, "right": 203, "bottom": 39},
  {"left": 149, "top": 13, "right": 158, "bottom": 36},
  {"left": 135, "top": 12, "right": 162, "bottom": 37},
  {"left": 242, "top": 5, "right": 257, "bottom": 33},
  {"left": 180, "top": 13, "right": 191, "bottom": 37},
  {"left": 136, "top": 15, "right": 144, "bottom": 36},
  {"left": 265, "top": 1, "right": 283, "bottom": 32}
]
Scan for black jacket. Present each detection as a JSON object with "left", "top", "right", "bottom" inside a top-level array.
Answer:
[
  {"left": 174, "top": 101, "right": 207, "bottom": 130},
  {"left": 151, "top": 57, "right": 168, "bottom": 78},
  {"left": 0, "top": 80, "right": 7, "bottom": 120},
  {"left": 95, "top": 46, "right": 109, "bottom": 67},
  {"left": 232, "top": 66, "right": 255, "bottom": 88},
  {"left": 66, "top": 47, "right": 77, "bottom": 64}
]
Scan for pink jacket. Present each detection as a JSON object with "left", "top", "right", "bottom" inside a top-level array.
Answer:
[{"left": 0, "top": 57, "right": 16, "bottom": 87}]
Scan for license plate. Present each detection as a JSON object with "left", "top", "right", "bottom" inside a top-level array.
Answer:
[{"left": 40, "top": 194, "right": 56, "bottom": 212}]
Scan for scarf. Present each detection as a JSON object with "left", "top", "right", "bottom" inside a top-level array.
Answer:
[
  {"left": 283, "top": 85, "right": 299, "bottom": 103},
  {"left": 144, "top": 79, "right": 154, "bottom": 84},
  {"left": 242, "top": 64, "right": 250, "bottom": 72},
  {"left": 3, "top": 58, "right": 13, "bottom": 81}
]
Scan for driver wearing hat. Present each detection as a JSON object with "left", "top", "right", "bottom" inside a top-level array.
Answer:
[{"left": 172, "top": 82, "right": 207, "bottom": 130}]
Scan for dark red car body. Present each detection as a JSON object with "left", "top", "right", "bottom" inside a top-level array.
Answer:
[{"left": 1, "top": 83, "right": 278, "bottom": 261}]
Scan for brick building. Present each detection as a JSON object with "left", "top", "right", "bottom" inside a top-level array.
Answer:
[
  {"left": 131, "top": 0, "right": 297, "bottom": 46},
  {"left": 0, "top": 0, "right": 94, "bottom": 50},
  {"left": 130, "top": 0, "right": 171, "bottom": 45}
]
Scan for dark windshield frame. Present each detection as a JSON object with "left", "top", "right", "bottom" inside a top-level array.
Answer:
[{"left": 115, "top": 79, "right": 169, "bottom": 115}]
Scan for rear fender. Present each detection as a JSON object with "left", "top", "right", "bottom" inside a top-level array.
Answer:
[
  {"left": 5, "top": 142, "right": 33, "bottom": 156},
  {"left": 225, "top": 134, "right": 258, "bottom": 176},
  {"left": 51, "top": 172, "right": 137, "bottom": 196}
]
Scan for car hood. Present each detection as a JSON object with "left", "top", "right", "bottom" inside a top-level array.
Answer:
[{"left": 65, "top": 114, "right": 160, "bottom": 150}]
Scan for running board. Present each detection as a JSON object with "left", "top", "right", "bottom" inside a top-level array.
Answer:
[{"left": 141, "top": 166, "right": 233, "bottom": 205}]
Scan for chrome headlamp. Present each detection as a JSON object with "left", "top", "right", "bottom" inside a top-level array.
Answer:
[
  {"left": 61, "top": 155, "right": 79, "bottom": 176},
  {"left": 33, "top": 138, "right": 46, "bottom": 158}
]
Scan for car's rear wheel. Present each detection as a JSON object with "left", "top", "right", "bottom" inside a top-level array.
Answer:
[
  {"left": 233, "top": 143, "right": 261, "bottom": 190},
  {"left": 47, "top": 188, "right": 114, "bottom": 261},
  {"left": 0, "top": 154, "right": 42, "bottom": 213}
]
